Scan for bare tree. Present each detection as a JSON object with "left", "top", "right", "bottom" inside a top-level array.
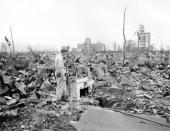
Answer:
[
  {"left": 10, "top": 26, "right": 15, "bottom": 55},
  {"left": 5, "top": 36, "right": 12, "bottom": 56},
  {"left": 114, "top": 41, "right": 116, "bottom": 51},
  {"left": 123, "top": 7, "right": 127, "bottom": 63}
]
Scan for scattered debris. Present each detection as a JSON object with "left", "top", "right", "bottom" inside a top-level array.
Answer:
[{"left": 1, "top": 51, "right": 170, "bottom": 130}]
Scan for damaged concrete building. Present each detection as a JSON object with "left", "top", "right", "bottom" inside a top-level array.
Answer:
[
  {"left": 138, "top": 25, "right": 151, "bottom": 52},
  {"left": 77, "top": 38, "right": 106, "bottom": 56}
]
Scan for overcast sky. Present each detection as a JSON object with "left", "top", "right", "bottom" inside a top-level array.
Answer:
[{"left": 0, "top": 0, "right": 170, "bottom": 51}]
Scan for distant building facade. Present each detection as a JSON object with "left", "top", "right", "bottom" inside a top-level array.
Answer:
[
  {"left": 77, "top": 38, "right": 106, "bottom": 55},
  {"left": 71, "top": 48, "right": 77, "bottom": 52},
  {"left": 126, "top": 40, "right": 136, "bottom": 52},
  {"left": 138, "top": 25, "right": 151, "bottom": 51},
  {"left": 93, "top": 42, "right": 106, "bottom": 52}
]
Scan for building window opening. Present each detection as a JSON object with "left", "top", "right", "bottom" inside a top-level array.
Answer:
[{"left": 80, "top": 87, "right": 89, "bottom": 97}]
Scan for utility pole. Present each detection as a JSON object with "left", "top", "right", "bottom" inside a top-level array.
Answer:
[
  {"left": 137, "top": 32, "right": 140, "bottom": 58},
  {"left": 123, "top": 7, "right": 127, "bottom": 63},
  {"left": 10, "top": 26, "right": 15, "bottom": 56}
]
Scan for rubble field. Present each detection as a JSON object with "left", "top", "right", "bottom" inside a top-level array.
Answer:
[{"left": 0, "top": 51, "right": 170, "bottom": 130}]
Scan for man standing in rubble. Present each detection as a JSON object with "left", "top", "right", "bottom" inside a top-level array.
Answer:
[{"left": 55, "top": 47, "right": 68, "bottom": 100}]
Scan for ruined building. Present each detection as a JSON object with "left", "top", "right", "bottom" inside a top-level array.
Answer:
[
  {"left": 138, "top": 25, "right": 151, "bottom": 51},
  {"left": 77, "top": 38, "right": 106, "bottom": 56}
]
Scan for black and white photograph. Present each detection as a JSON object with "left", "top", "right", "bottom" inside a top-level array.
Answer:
[{"left": 0, "top": 0, "right": 170, "bottom": 130}]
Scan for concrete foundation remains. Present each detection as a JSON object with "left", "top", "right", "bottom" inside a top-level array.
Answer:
[{"left": 70, "top": 77, "right": 94, "bottom": 100}]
